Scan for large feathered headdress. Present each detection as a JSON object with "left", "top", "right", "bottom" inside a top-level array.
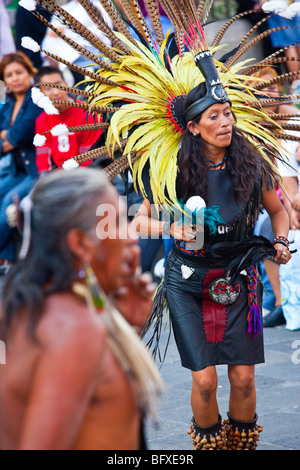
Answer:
[{"left": 19, "top": 0, "right": 300, "bottom": 207}]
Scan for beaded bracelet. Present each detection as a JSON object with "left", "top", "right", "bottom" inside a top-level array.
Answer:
[{"left": 272, "top": 236, "right": 289, "bottom": 247}]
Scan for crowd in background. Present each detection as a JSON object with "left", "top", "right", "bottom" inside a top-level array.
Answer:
[{"left": 0, "top": 0, "right": 300, "bottom": 331}]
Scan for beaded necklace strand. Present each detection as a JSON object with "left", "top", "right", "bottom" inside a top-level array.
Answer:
[{"left": 207, "top": 153, "right": 227, "bottom": 168}]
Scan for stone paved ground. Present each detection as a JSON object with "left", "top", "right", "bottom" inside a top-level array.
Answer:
[{"left": 145, "top": 324, "right": 300, "bottom": 451}]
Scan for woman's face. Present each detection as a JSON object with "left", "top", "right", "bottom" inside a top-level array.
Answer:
[
  {"left": 3, "top": 61, "right": 33, "bottom": 96},
  {"left": 189, "top": 102, "right": 233, "bottom": 151}
]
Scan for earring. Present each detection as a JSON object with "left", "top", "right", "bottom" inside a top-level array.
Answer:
[
  {"left": 84, "top": 263, "right": 106, "bottom": 312},
  {"left": 74, "top": 263, "right": 106, "bottom": 313}
]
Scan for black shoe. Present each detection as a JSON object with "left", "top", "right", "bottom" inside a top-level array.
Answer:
[{"left": 263, "top": 305, "right": 285, "bottom": 327}]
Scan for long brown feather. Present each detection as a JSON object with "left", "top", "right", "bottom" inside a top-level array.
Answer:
[
  {"left": 97, "top": 0, "right": 139, "bottom": 46},
  {"left": 67, "top": 123, "right": 110, "bottom": 133},
  {"left": 74, "top": 138, "right": 129, "bottom": 163},
  {"left": 251, "top": 72, "right": 300, "bottom": 90},
  {"left": 212, "top": 10, "right": 256, "bottom": 47},
  {"left": 50, "top": 99, "right": 120, "bottom": 114},
  {"left": 43, "top": 123, "right": 110, "bottom": 134},
  {"left": 242, "top": 57, "right": 300, "bottom": 76},
  {"left": 35, "top": 0, "right": 122, "bottom": 63},
  {"left": 261, "top": 122, "right": 300, "bottom": 132},
  {"left": 196, "top": 0, "right": 206, "bottom": 22},
  {"left": 36, "top": 49, "right": 119, "bottom": 86},
  {"left": 76, "top": 0, "right": 131, "bottom": 53},
  {"left": 234, "top": 15, "right": 272, "bottom": 53},
  {"left": 143, "top": 0, "right": 164, "bottom": 46},
  {"left": 35, "top": 82, "right": 100, "bottom": 99},
  {"left": 271, "top": 133, "right": 300, "bottom": 142},
  {"left": 125, "top": 0, "right": 153, "bottom": 45},
  {"left": 181, "top": 0, "right": 198, "bottom": 20},
  {"left": 32, "top": 10, "right": 117, "bottom": 73},
  {"left": 161, "top": 0, "right": 207, "bottom": 53},
  {"left": 104, "top": 152, "right": 141, "bottom": 180},
  {"left": 159, "top": 0, "right": 185, "bottom": 30},
  {"left": 224, "top": 26, "right": 294, "bottom": 69},
  {"left": 270, "top": 113, "right": 300, "bottom": 120},
  {"left": 201, "top": 0, "right": 215, "bottom": 25},
  {"left": 242, "top": 39, "right": 300, "bottom": 75},
  {"left": 175, "top": 0, "right": 197, "bottom": 32},
  {"left": 247, "top": 94, "right": 300, "bottom": 108},
  {"left": 38, "top": 47, "right": 118, "bottom": 86},
  {"left": 157, "top": 1, "right": 180, "bottom": 32}
]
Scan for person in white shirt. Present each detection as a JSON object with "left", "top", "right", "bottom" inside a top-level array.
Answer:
[
  {"left": 0, "top": 0, "right": 16, "bottom": 59},
  {"left": 41, "top": 0, "right": 113, "bottom": 83},
  {"left": 278, "top": 137, "right": 300, "bottom": 230}
]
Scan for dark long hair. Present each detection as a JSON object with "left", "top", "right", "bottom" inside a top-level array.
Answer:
[
  {"left": 1, "top": 168, "right": 110, "bottom": 340},
  {"left": 177, "top": 83, "right": 264, "bottom": 203}
]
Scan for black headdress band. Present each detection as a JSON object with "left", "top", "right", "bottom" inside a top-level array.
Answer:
[{"left": 184, "top": 50, "right": 231, "bottom": 122}]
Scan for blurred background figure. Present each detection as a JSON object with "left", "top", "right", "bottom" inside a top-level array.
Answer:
[
  {"left": 0, "top": 51, "right": 42, "bottom": 273},
  {"left": 235, "top": 0, "right": 276, "bottom": 57},
  {"left": 261, "top": 0, "right": 300, "bottom": 91},
  {"left": 15, "top": 3, "right": 52, "bottom": 69},
  {"left": 114, "top": 0, "right": 172, "bottom": 39},
  {"left": 0, "top": 0, "right": 16, "bottom": 58},
  {"left": 250, "top": 65, "right": 300, "bottom": 326},
  {"left": 34, "top": 66, "right": 102, "bottom": 173},
  {"left": 0, "top": 168, "right": 163, "bottom": 450},
  {"left": 41, "top": 0, "right": 113, "bottom": 85}
]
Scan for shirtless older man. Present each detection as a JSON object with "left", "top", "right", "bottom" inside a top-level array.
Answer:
[{"left": 0, "top": 168, "right": 163, "bottom": 450}]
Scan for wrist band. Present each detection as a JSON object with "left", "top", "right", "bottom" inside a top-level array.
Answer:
[
  {"left": 272, "top": 239, "right": 289, "bottom": 250},
  {"left": 272, "top": 236, "right": 289, "bottom": 247}
]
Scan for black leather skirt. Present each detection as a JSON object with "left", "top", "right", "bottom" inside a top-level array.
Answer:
[{"left": 165, "top": 247, "right": 265, "bottom": 371}]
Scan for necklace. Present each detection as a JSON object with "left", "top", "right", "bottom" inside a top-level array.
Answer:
[{"left": 207, "top": 153, "right": 227, "bottom": 168}]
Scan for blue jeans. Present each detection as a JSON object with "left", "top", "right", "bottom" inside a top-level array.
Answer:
[{"left": 0, "top": 173, "right": 36, "bottom": 261}]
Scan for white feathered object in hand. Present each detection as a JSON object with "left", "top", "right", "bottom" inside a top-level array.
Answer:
[{"left": 185, "top": 196, "right": 206, "bottom": 212}]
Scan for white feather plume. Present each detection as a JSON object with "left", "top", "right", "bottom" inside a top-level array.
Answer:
[
  {"left": 18, "top": 0, "right": 36, "bottom": 11},
  {"left": 35, "top": 95, "right": 59, "bottom": 115},
  {"left": 21, "top": 36, "right": 40, "bottom": 52},
  {"left": 33, "top": 134, "right": 47, "bottom": 147},
  {"left": 262, "top": 0, "right": 288, "bottom": 13},
  {"left": 280, "top": 3, "right": 300, "bottom": 18},
  {"left": 31, "top": 87, "right": 44, "bottom": 104},
  {"left": 43, "top": 103, "right": 60, "bottom": 115},
  {"left": 50, "top": 124, "right": 69, "bottom": 136},
  {"left": 62, "top": 158, "right": 79, "bottom": 170}
]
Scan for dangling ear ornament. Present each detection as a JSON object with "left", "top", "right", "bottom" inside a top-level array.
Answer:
[
  {"left": 73, "top": 263, "right": 106, "bottom": 314},
  {"left": 85, "top": 264, "right": 106, "bottom": 313}
]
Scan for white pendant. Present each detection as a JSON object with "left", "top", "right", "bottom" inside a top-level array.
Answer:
[{"left": 181, "top": 264, "right": 195, "bottom": 280}]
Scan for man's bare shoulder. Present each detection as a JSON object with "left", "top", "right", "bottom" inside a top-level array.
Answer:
[{"left": 36, "top": 292, "right": 107, "bottom": 357}]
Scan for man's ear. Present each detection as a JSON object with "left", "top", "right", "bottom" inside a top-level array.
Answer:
[{"left": 66, "top": 228, "right": 94, "bottom": 263}]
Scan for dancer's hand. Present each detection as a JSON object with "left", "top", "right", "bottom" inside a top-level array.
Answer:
[
  {"left": 273, "top": 242, "right": 292, "bottom": 264},
  {"left": 170, "top": 222, "right": 197, "bottom": 242}
]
